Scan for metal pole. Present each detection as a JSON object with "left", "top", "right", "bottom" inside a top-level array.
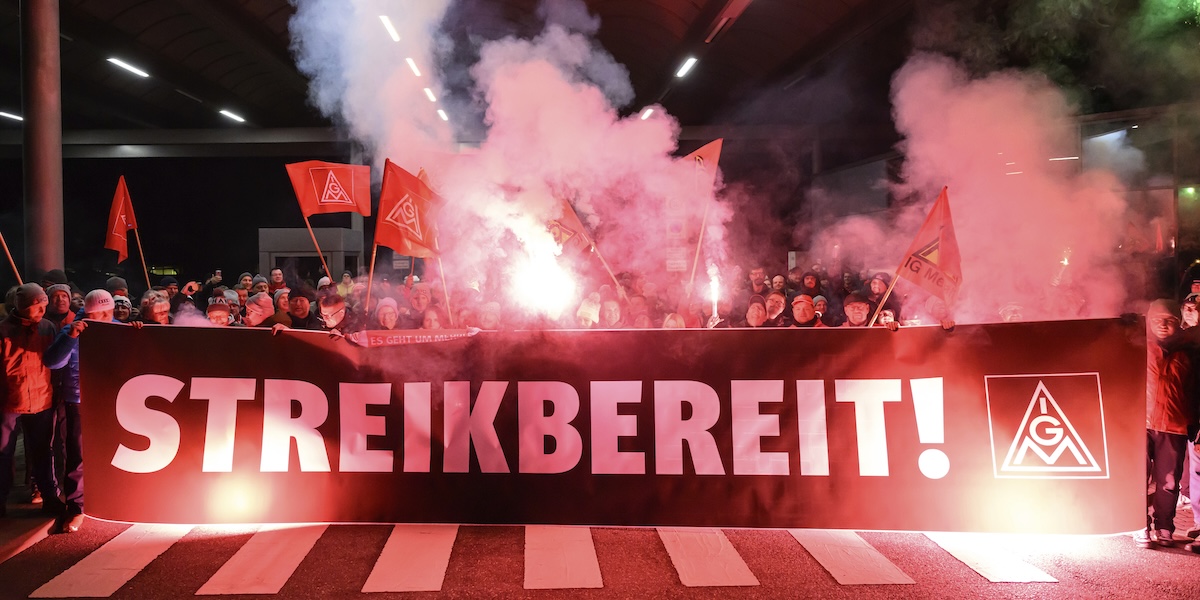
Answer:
[{"left": 21, "top": 0, "right": 65, "bottom": 276}]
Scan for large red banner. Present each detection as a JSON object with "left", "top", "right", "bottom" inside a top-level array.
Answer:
[{"left": 80, "top": 320, "right": 1144, "bottom": 534}]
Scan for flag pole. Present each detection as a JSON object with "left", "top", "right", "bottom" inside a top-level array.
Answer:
[
  {"left": 685, "top": 195, "right": 712, "bottom": 304},
  {"left": 365, "top": 242, "right": 379, "bottom": 313},
  {"left": 434, "top": 236, "right": 455, "bottom": 327},
  {"left": 591, "top": 243, "right": 626, "bottom": 300},
  {"left": 866, "top": 269, "right": 902, "bottom": 327},
  {"left": 132, "top": 228, "right": 152, "bottom": 290},
  {"left": 0, "top": 229, "right": 22, "bottom": 285},
  {"left": 302, "top": 214, "right": 333, "bottom": 281}
]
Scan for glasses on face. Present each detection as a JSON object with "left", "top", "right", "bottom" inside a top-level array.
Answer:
[{"left": 321, "top": 307, "right": 346, "bottom": 320}]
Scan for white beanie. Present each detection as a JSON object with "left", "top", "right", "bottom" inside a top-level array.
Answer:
[{"left": 84, "top": 289, "right": 114, "bottom": 314}]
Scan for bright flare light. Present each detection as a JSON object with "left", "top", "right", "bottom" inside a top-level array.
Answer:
[
  {"left": 379, "top": 15, "right": 401, "bottom": 42},
  {"left": 406, "top": 58, "right": 421, "bottom": 77},
  {"left": 0, "top": 111, "right": 22, "bottom": 121},
  {"left": 107, "top": 57, "right": 150, "bottom": 78},
  {"left": 511, "top": 251, "right": 577, "bottom": 320}
]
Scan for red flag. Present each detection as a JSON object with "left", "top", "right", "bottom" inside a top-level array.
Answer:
[
  {"left": 375, "top": 160, "right": 444, "bottom": 258},
  {"left": 666, "top": 139, "right": 723, "bottom": 272},
  {"left": 104, "top": 176, "right": 138, "bottom": 263},
  {"left": 548, "top": 198, "right": 593, "bottom": 256},
  {"left": 899, "top": 187, "right": 962, "bottom": 303},
  {"left": 285, "top": 160, "right": 372, "bottom": 217}
]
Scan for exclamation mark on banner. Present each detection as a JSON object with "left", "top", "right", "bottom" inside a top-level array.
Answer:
[{"left": 910, "top": 378, "right": 949, "bottom": 479}]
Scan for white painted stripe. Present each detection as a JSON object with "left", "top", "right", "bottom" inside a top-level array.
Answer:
[
  {"left": 524, "top": 526, "right": 603, "bottom": 589},
  {"left": 926, "top": 532, "right": 1057, "bottom": 583},
  {"left": 657, "top": 528, "right": 758, "bottom": 587},
  {"left": 362, "top": 524, "right": 458, "bottom": 593},
  {"left": 30, "top": 524, "right": 191, "bottom": 598},
  {"left": 196, "top": 524, "right": 327, "bottom": 595},
  {"left": 789, "top": 529, "right": 914, "bottom": 585}
]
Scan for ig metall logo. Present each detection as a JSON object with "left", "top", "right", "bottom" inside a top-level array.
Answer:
[{"left": 985, "top": 373, "right": 1108, "bottom": 479}]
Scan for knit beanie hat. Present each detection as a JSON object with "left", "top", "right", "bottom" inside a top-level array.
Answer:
[
  {"left": 238, "top": 272, "right": 252, "bottom": 282},
  {"left": 206, "top": 297, "right": 232, "bottom": 314},
  {"left": 106, "top": 276, "right": 128, "bottom": 293},
  {"left": 15, "top": 283, "right": 47, "bottom": 311},
  {"left": 223, "top": 289, "right": 240, "bottom": 306},
  {"left": 41, "top": 269, "right": 68, "bottom": 285},
  {"left": 252, "top": 275, "right": 268, "bottom": 286},
  {"left": 273, "top": 288, "right": 289, "bottom": 306},
  {"left": 1148, "top": 299, "right": 1181, "bottom": 320},
  {"left": 160, "top": 276, "right": 178, "bottom": 287},
  {"left": 46, "top": 284, "right": 71, "bottom": 300},
  {"left": 84, "top": 289, "right": 114, "bottom": 313},
  {"left": 376, "top": 297, "right": 398, "bottom": 314},
  {"left": 113, "top": 295, "right": 133, "bottom": 308},
  {"left": 246, "top": 292, "right": 274, "bottom": 313}
]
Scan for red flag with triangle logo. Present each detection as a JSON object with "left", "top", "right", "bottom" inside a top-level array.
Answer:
[
  {"left": 548, "top": 198, "right": 593, "bottom": 256},
  {"left": 104, "top": 176, "right": 139, "bottom": 263},
  {"left": 899, "top": 186, "right": 962, "bottom": 303},
  {"left": 375, "top": 160, "right": 444, "bottom": 258},
  {"left": 666, "top": 138, "right": 723, "bottom": 272},
  {"left": 285, "top": 160, "right": 372, "bottom": 217}
]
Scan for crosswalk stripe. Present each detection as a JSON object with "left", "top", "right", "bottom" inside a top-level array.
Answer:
[
  {"left": 657, "top": 528, "right": 759, "bottom": 587},
  {"left": 925, "top": 532, "right": 1057, "bottom": 583},
  {"left": 30, "top": 523, "right": 192, "bottom": 598},
  {"left": 362, "top": 524, "right": 458, "bottom": 592},
  {"left": 789, "top": 529, "right": 915, "bottom": 585},
  {"left": 196, "top": 524, "right": 328, "bottom": 595},
  {"left": 524, "top": 525, "right": 603, "bottom": 589}
]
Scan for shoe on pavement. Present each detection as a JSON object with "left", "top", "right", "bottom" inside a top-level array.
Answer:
[
  {"left": 1134, "top": 528, "right": 1155, "bottom": 548},
  {"left": 29, "top": 488, "right": 41, "bottom": 504},
  {"left": 58, "top": 513, "right": 84, "bottom": 534},
  {"left": 1155, "top": 529, "right": 1176, "bottom": 547}
]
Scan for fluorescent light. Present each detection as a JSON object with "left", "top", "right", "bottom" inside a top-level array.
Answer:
[
  {"left": 379, "top": 15, "right": 401, "bottom": 42},
  {"left": 0, "top": 111, "right": 22, "bottom": 121},
  {"left": 175, "top": 89, "right": 202, "bottom": 103},
  {"left": 423, "top": 88, "right": 436, "bottom": 102},
  {"left": 219, "top": 109, "right": 245, "bottom": 123},
  {"left": 1005, "top": 162, "right": 1016, "bottom": 166},
  {"left": 1049, "top": 156, "right": 1079, "bottom": 161},
  {"left": 406, "top": 58, "right": 421, "bottom": 77},
  {"left": 437, "top": 109, "right": 448, "bottom": 121},
  {"left": 1131, "top": 124, "right": 1139, "bottom": 129},
  {"left": 640, "top": 108, "right": 654, "bottom": 120},
  {"left": 107, "top": 57, "right": 149, "bottom": 78},
  {"left": 675, "top": 57, "right": 698, "bottom": 78},
  {"left": 1006, "top": 171, "right": 1023, "bottom": 176}
]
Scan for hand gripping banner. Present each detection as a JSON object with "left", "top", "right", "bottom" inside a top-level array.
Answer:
[{"left": 80, "top": 319, "right": 1145, "bottom": 534}]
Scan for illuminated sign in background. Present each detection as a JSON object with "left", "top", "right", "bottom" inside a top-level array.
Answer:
[{"left": 81, "top": 321, "right": 1144, "bottom": 534}]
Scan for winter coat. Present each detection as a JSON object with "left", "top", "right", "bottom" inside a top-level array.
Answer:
[
  {"left": 0, "top": 314, "right": 73, "bottom": 414},
  {"left": 1147, "top": 342, "right": 1195, "bottom": 435}
]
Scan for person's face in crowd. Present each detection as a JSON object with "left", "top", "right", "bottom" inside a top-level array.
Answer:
[
  {"left": 49, "top": 291, "right": 71, "bottom": 314},
  {"left": 771, "top": 276, "right": 786, "bottom": 291},
  {"left": 87, "top": 309, "right": 114, "bottom": 322},
  {"left": 746, "top": 303, "right": 767, "bottom": 327},
  {"left": 1183, "top": 302, "right": 1199, "bottom": 328},
  {"left": 765, "top": 294, "right": 785, "bottom": 318},
  {"left": 244, "top": 303, "right": 268, "bottom": 327},
  {"left": 803, "top": 275, "right": 818, "bottom": 289},
  {"left": 1191, "top": 281, "right": 1200, "bottom": 295},
  {"left": 275, "top": 292, "right": 289, "bottom": 311},
  {"left": 600, "top": 300, "right": 621, "bottom": 327},
  {"left": 1151, "top": 312, "right": 1179, "bottom": 340},
  {"left": 633, "top": 314, "right": 652, "bottom": 328},
  {"left": 253, "top": 281, "right": 269, "bottom": 294},
  {"left": 165, "top": 282, "right": 179, "bottom": 298},
  {"left": 628, "top": 296, "right": 647, "bottom": 316},
  {"left": 869, "top": 278, "right": 887, "bottom": 295},
  {"left": 378, "top": 307, "right": 398, "bottom": 330},
  {"left": 410, "top": 287, "right": 431, "bottom": 312},
  {"left": 236, "top": 288, "right": 248, "bottom": 305},
  {"left": 113, "top": 303, "right": 131, "bottom": 322},
  {"left": 147, "top": 302, "right": 170, "bottom": 324},
  {"left": 814, "top": 298, "right": 828, "bottom": 315},
  {"left": 70, "top": 292, "right": 84, "bottom": 312},
  {"left": 662, "top": 314, "right": 685, "bottom": 328},
  {"left": 787, "top": 270, "right": 803, "bottom": 287},
  {"left": 878, "top": 309, "right": 895, "bottom": 325},
  {"left": 479, "top": 310, "right": 500, "bottom": 330},
  {"left": 844, "top": 301, "right": 870, "bottom": 326},
  {"left": 270, "top": 269, "right": 284, "bottom": 284},
  {"left": 842, "top": 273, "right": 854, "bottom": 288},
  {"left": 208, "top": 309, "right": 231, "bottom": 326},
  {"left": 578, "top": 312, "right": 596, "bottom": 328},
  {"left": 320, "top": 301, "right": 347, "bottom": 328},
  {"left": 289, "top": 296, "right": 311, "bottom": 319},
  {"left": 342, "top": 273, "right": 353, "bottom": 285},
  {"left": 749, "top": 268, "right": 765, "bottom": 286},
  {"left": 239, "top": 275, "right": 252, "bottom": 288},
  {"left": 21, "top": 300, "right": 47, "bottom": 323},
  {"left": 792, "top": 296, "right": 816, "bottom": 323},
  {"left": 422, "top": 310, "right": 441, "bottom": 329}
]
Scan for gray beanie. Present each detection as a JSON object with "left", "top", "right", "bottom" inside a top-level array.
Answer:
[
  {"left": 105, "top": 276, "right": 128, "bottom": 293},
  {"left": 252, "top": 275, "right": 268, "bottom": 286},
  {"left": 46, "top": 284, "right": 71, "bottom": 299},
  {"left": 15, "top": 283, "right": 48, "bottom": 311},
  {"left": 246, "top": 292, "right": 273, "bottom": 313}
]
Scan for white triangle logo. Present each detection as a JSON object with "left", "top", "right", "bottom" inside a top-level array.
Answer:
[
  {"left": 112, "top": 211, "right": 129, "bottom": 240},
  {"left": 384, "top": 193, "right": 424, "bottom": 242},
  {"left": 316, "top": 169, "right": 354, "bottom": 205},
  {"left": 999, "top": 381, "right": 1101, "bottom": 473}
]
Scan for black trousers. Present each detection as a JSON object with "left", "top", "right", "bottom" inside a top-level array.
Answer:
[{"left": 1147, "top": 429, "right": 1187, "bottom": 532}]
